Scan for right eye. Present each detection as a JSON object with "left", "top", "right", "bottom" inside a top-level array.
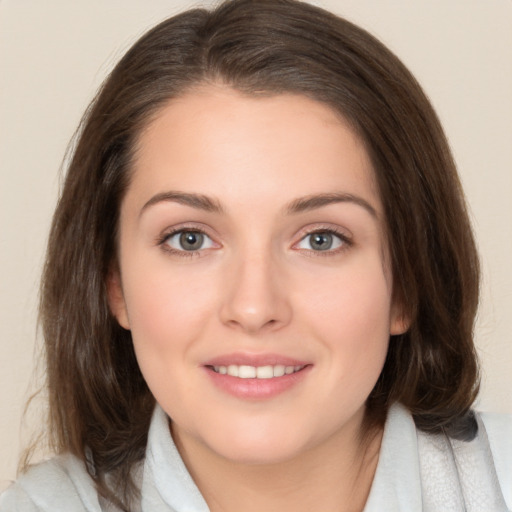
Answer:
[{"left": 163, "top": 230, "right": 215, "bottom": 252}]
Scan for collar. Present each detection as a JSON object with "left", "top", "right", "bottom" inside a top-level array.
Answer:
[
  {"left": 363, "top": 403, "right": 423, "bottom": 511},
  {"left": 141, "top": 406, "right": 209, "bottom": 512}
]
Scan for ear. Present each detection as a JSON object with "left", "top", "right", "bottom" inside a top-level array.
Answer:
[
  {"left": 390, "top": 302, "right": 410, "bottom": 336},
  {"left": 106, "top": 268, "right": 130, "bottom": 330}
]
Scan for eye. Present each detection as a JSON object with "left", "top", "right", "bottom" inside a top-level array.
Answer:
[
  {"left": 296, "top": 231, "right": 345, "bottom": 252},
  {"left": 164, "top": 230, "right": 215, "bottom": 252}
]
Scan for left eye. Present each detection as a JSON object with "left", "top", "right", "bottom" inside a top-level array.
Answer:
[
  {"left": 164, "top": 230, "right": 215, "bottom": 251},
  {"left": 296, "top": 231, "right": 344, "bottom": 251}
]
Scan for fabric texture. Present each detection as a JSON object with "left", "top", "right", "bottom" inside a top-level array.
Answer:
[
  {"left": 417, "top": 413, "right": 508, "bottom": 511},
  {"left": 1, "top": 403, "right": 510, "bottom": 511}
]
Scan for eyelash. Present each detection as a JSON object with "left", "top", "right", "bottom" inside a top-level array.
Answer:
[
  {"left": 157, "top": 225, "right": 216, "bottom": 259},
  {"left": 294, "top": 227, "right": 352, "bottom": 256},
  {"left": 156, "top": 226, "right": 352, "bottom": 259}
]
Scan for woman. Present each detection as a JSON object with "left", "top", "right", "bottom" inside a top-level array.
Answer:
[{"left": 1, "top": 0, "right": 510, "bottom": 510}]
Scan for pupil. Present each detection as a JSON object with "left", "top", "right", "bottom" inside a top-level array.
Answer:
[
  {"left": 180, "top": 231, "right": 203, "bottom": 250},
  {"left": 311, "top": 233, "right": 332, "bottom": 250}
]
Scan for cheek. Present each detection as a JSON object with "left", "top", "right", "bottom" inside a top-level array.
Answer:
[
  {"left": 121, "top": 258, "right": 219, "bottom": 355},
  {"left": 121, "top": 261, "right": 221, "bottom": 405},
  {"left": 298, "top": 256, "right": 392, "bottom": 366}
]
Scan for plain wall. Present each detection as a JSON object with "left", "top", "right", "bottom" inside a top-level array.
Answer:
[{"left": 1, "top": 0, "right": 511, "bottom": 491}]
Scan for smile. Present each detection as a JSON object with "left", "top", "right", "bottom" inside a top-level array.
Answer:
[
  {"left": 210, "top": 364, "right": 305, "bottom": 379},
  {"left": 203, "top": 354, "right": 311, "bottom": 399}
]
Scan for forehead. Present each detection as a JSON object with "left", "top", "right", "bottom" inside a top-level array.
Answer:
[{"left": 128, "top": 85, "right": 380, "bottom": 214}]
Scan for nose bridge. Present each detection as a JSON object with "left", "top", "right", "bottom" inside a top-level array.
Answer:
[{"left": 220, "top": 242, "right": 291, "bottom": 333}]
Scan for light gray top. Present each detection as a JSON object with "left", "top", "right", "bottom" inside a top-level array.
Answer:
[{"left": 1, "top": 403, "right": 511, "bottom": 511}]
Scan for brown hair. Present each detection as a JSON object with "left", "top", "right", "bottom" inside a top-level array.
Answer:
[{"left": 38, "top": 0, "right": 479, "bottom": 507}]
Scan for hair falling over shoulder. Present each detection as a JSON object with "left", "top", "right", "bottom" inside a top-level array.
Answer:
[{"left": 34, "top": 0, "right": 479, "bottom": 508}]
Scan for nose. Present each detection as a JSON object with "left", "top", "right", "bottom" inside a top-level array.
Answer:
[{"left": 219, "top": 250, "right": 292, "bottom": 334}]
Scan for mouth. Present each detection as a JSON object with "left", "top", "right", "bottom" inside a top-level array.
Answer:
[
  {"left": 203, "top": 356, "right": 311, "bottom": 399},
  {"left": 207, "top": 364, "right": 307, "bottom": 379}
]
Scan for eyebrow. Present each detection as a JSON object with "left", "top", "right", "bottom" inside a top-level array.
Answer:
[
  {"left": 285, "top": 192, "right": 377, "bottom": 218},
  {"left": 140, "top": 191, "right": 224, "bottom": 216},
  {"left": 139, "top": 190, "right": 377, "bottom": 218}
]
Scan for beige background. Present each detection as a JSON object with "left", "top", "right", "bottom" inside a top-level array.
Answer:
[{"left": 1, "top": 0, "right": 511, "bottom": 491}]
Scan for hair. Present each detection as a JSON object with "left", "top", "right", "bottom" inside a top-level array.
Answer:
[{"left": 36, "top": 0, "right": 480, "bottom": 508}]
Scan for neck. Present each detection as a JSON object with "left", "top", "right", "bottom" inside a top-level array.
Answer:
[{"left": 171, "top": 412, "right": 383, "bottom": 512}]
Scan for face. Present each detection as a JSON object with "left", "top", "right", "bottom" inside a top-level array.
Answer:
[{"left": 110, "top": 86, "right": 407, "bottom": 465}]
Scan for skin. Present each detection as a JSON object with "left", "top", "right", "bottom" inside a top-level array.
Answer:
[{"left": 109, "top": 85, "right": 408, "bottom": 512}]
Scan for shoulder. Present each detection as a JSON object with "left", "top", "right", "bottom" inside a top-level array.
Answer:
[
  {"left": 0, "top": 454, "right": 101, "bottom": 512},
  {"left": 480, "top": 410, "right": 512, "bottom": 508}
]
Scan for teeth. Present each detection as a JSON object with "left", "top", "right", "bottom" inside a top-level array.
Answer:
[
  {"left": 227, "top": 365, "right": 239, "bottom": 377},
  {"left": 256, "top": 365, "right": 273, "bottom": 379},
  {"left": 212, "top": 364, "right": 304, "bottom": 379},
  {"left": 274, "top": 365, "right": 285, "bottom": 377},
  {"left": 239, "top": 365, "right": 256, "bottom": 378}
]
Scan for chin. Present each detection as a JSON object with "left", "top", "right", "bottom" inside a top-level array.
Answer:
[
  {"left": 200, "top": 421, "right": 316, "bottom": 466},
  {"left": 217, "top": 440, "right": 305, "bottom": 466}
]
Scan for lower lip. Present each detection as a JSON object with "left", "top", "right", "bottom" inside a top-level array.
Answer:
[{"left": 204, "top": 365, "right": 312, "bottom": 400}]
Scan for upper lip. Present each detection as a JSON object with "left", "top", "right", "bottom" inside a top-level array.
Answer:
[{"left": 203, "top": 352, "right": 310, "bottom": 367}]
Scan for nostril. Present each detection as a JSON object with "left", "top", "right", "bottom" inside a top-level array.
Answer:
[{"left": 218, "top": 271, "right": 292, "bottom": 332}]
